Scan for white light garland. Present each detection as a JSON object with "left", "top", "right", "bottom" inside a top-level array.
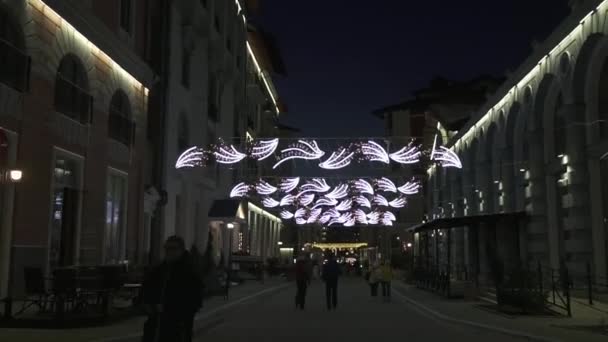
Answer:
[
  {"left": 280, "top": 211, "right": 294, "bottom": 219},
  {"left": 325, "top": 184, "right": 349, "bottom": 200},
  {"left": 353, "top": 179, "right": 374, "bottom": 195},
  {"left": 361, "top": 141, "right": 390, "bottom": 164},
  {"left": 319, "top": 148, "right": 354, "bottom": 169},
  {"left": 256, "top": 180, "right": 278, "bottom": 195},
  {"left": 280, "top": 194, "right": 296, "bottom": 207},
  {"left": 295, "top": 208, "right": 307, "bottom": 218},
  {"left": 295, "top": 217, "right": 307, "bottom": 225},
  {"left": 354, "top": 209, "right": 368, "bottom": 224},
  {"left": 214, "top": 144, "right": 247, "bottom": 164},
  {"left": 251, "top": 139, "right": 279, "bottom": 161},
  {"left": 297, "top": 178, "right": 331, "bottom": 196},
  {"left": 279, "top": 177, "right": 300, "bottom": 193},
  {"left": 432, "top": 146, "right": 463, "bottom": 169},
  {"left": 299, "top": 193, "right": 316, "bottom": 206},
  {"left": 336, "top": 198, "right": 353, "bottom": 211},
  {"left": 273, "top": 140, "right": 325, "bottom": 169},
  {"left": 373, "top": 194, "right": 389, "bottom": 207},
  {"left": 262, "top": 197, "right": 280, "bottom": 208},
  {"left": 389, "top": 197, "right": 407, "bottom": 208},
  {"left": 398, "top": 180, "right": 421, "bottom": 195},
  {"left": 230, "top": 182, "right": 250, "bottom": 198},
  {"left": 383, "top": 212, "right": 397, "bottom": 222},
  {"left": 312, "top": 197, "right": 338, "bottom": 209},
  {"left": 354, "top": 196, "right": 372, "bottom": 208},
  {"left": 176, "top": 146, "right": 206, "bottom": 169},
  {"left": 376, "top": 177, "right": 397, "bottom": 193},
  {"left": 389, "top": 143, "right": 421, "bottom": 164}
]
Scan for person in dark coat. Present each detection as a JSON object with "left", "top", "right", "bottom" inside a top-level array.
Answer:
[
  {"left": 142, "top": 236, "right": 203, "bottom": 342},
  {"left": 322, "top": 254, "right": 341, "bottom": 310},
  {"left": 294, "top": 256, "right": 311, "bottom": 310}
]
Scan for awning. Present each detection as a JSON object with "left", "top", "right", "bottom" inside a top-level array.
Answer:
[
  {"left": 208, "top": 199, "right": 247, "bottom": 223},
  {"left": 407, "top": 212, "right": 527, "bottom": 233}
]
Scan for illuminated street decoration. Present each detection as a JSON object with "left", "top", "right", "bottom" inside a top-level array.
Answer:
[
  {"left": 376, "top": 177, "right": 397, "bottom": 193},
  {"left": 295, "top": 208, "right": 307, "bottom": 218},
  {"left": 383, "top": 212, "right": 397, "bottom": 222},
  {"left": 325, "top": 208, "right": 341, "bottom": 218},
  {"left": 367, "top": 212, "right": 380, "bottom": 225},
  {"left": 398, "top": 180, "right": 421, "bottom": 195},
  {"left": 319, "top": 148, "right": 354, "bottom": 170},
  {"left": 373, "top": 194, "right": 389, "bottom": 207},
  {"left": 280, "top": 177, "right": 300, "bottom": 193},
  {"left": 299, "top": 193, "right": 315, "bottom": 206},
  {"left": 296, "top": 217, "right": 307, "bottom": 225},
  {"left": 280, "top": 194, "right": 296, "bottom": 206},
  {"left": 389, "top": 197, "right": 407, "bottom": 208},
  {"left": 344, "top": 216, "right": 356, "bottom": 227},
  {"left": 354, "top": 209, "right": 368, "bottom": 224},
  {"left": 318, "top": 215, "right": 332, "bottom": 224},
  {"left": 336, "top": 198, "right": 353, "bottom": 211},
  {"left": 230, "top": 182, "right": 250, "bottom": 198},
  {"left": 312, "top": 197, "right": 338, "bottom": 209},
  {"left": 354, "top": 196, "right": 372, "bottom": 208},
  {"left": 214, "top": 144, "right": 247, "bottom": 164},
  {"left": 176, "top": 147, "right": 206, "bottom": 169},
  {"left": 256, "top": 180, "right": 278, "bottom": 195},
  {"left": 251, "top": 139, "right": 279, "bottom": 161},
  {"left": 280, "top": 211, "right": 294, "bottom": 219},
  {"left": 389, "top": 143, "right": 421, "bottom": 164},
  {"left": 361, "top": 141, "right": 390, "bottom": 164},
  {"left": 326, "top": 184, "right": 349, "bottom": 200},
  {"left": 273, "top": 140, "right": 325, "bottom": 169},
  {"left": 353, "top": 179, "right": 374, "bottom": 195},
  {"left": 297, "top": 178, "right": 331, "bottom": 196},
  {"left": 430, "top": 136, "right": 462, "bottom": 169},
  {"left": 307, "top": 208, "right": 323, "bottom": 224},
  {"left": 262, "top": 197, "right": 280, "bottom": 208},
  {"left": 329, "top": 213, "right": 351, "bottom": 226}
]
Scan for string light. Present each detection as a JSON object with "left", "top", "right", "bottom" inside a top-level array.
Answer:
[
  {"left": 361, "top": 141, "right": 390, "bottom": 164},
  {"left": 319, "top": 147, "right": 355, "bottom": 169},
  {"left": 294, "top": 208, "right": 307, "bottom": 218},
  {"left": 376, "top": 177, "right": 397, "bottom": 193},
  {"left": 251, "top": 139, "right": 279, "bottom": 161},
  {"left": 262, "top": 197, "right": 280, "bottom": 208},
  {"left": 312, "top": 197, "right": 338, "bottom": 209},
  {"left": 389, "top": 143, "right": 421, "bottom": 164},
  {"left": 299, "top": 193, "right": 316, "bottom": 206},
  {"left": 280, "top": 211, "right": 294, "bottom": 219},
  {"left": 176, "top": 147, "right": 206, "bottom": 169},
  {"left": 273, "top": 140, "right": 325, "bottom": 169},
  {"left": 279, "top": 177, "right": 300, "bottom": 193},
  {"left": 336, "top": 198, "right": 353, "bottom": 211},
  {"left": 214, "top": 144, "right": 247, "bottom": 164},
  {"left": 297, "top": 178, "right": 331, "bottom": 196},
  {"left": 230, "top": 182, "right": 250, "bottom": 198},
  {"left": 354, "top": 196, "right": 372, "bottom": 208},
  {"left": 398, "top": 180, "right": 421, "bottom": 195},
  {"left": 326, "top": 184, "right": 349, "bottom": 199},
  {"left": 280, "top": 194, "right": 296, "bottom": 206},
  {"left": 389, "top": 197, "right": 407, "bottom": 208},
  {"left": 373, "top": 194, "right": 389, "bottom": 207},
  {"left": 354, "top": 179, "right": 374, "bottom": 195},
  {"left": 256, "top": 180, "right": 278, "bottom": 195}
]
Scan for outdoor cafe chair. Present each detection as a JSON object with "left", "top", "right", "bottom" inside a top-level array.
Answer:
[{"left": 14, "top": 267, "right": 52, "bottom": 316}]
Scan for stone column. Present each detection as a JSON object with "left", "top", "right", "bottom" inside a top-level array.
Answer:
[{"left": 527, "top": 131, "right": 550, "bottom": 267}]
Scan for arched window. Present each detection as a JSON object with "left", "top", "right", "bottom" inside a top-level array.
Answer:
[
  {"left": 177, "top": 114, "right": 189, "bottom": 153},
  {"left": 0, "top": 5, "right": 29, "bottom": 91},
  {"left": 109, "top": 90, "right": 134, "bottom": 146},
  {"left": 55, "top": 54, "right": 92, "bottom": 123},
  {"left": 598, "top": 61, "right": 608, "bottom": 140},
  {"left": 554, "top": 93, "right": 566, "bottom": 157}
]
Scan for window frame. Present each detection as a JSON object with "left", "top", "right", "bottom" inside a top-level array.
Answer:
[{"left": 104, "top": 168, "right": 129, "bottom": 264}]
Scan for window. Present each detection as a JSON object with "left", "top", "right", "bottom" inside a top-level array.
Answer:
[
  {"left": 105, "top": 171, "right": 128, "bottom": 264},
  {"left": 109, "top": 90, "right": 134, "bottom": 146},
  {"left": 55, "top": 54, "right": 92, "bottom": 123},
  {"left": 554, "top": 94, "right": 566, "bottom": 157},
  {"left": 178, "top": 114, "right": 189, "bottom": 153},
  {"left": 0, "top": 6, "right": 28, "bottom": 91},
  {"left": 120, "top": 0, "right": 133, "bottom": 34},
  {"left": 181, "top": 49, "right": 191, "bottom": 88}
]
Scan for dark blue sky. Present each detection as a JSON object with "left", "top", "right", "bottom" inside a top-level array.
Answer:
[{"left": 257, "top": 0, "right": 571, "bottom": 138}]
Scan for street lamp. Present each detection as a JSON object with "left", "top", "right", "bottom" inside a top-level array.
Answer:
[
  {"left": 277, "top": 241, "right": 283, "bottom": 246},
  {"left": 226, "top": 222, "right": 235, "bottom": 299}
]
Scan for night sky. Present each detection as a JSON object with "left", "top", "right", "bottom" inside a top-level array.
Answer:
[{"left": 256, "top": 0, "right": 571, "bottom": 138}]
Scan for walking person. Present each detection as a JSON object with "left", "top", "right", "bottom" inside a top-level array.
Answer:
[
  {"left": 142, "top": 236, "right": 203, "bottom": 342},
  {"left": 380, "top": 260, "right": 393, "bottom": 302},
  {"left": 322, "top": 254, "right": 341, "bottom": 310},
  {"left": 368, "top": 263, "right": 380, "bottom": 297},
  {"left": 294, "top": 256, "right": 311, "bottom": 310}
]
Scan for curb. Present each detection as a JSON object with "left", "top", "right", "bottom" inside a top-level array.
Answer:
[
  {"left": 393, "top": 286, "right": 559, "bottom": 342},
  {"left": 94, "top": 283, "right": 288, "bottom": 342}
]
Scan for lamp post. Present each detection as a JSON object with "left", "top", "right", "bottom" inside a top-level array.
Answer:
[
  {"left": 2, "top": 168, "right": 23, "bottom": 319},
  {"left": 225, "top": 223, "right": 235, "bottom": 300}
]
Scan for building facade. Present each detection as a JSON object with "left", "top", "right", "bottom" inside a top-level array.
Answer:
[
  {"left": 0, "top": 0, "right": 153, "bottom": 298},
  {"left": 425, "top": 0, "right": 608, "bottom": 281}
]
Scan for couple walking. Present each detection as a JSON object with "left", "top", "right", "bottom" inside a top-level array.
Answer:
[
  {"left": 295, "top": 254, "right": 341, "bottom": 310},
  {"left": 367, "top": 260, "right": 393, "bottom": 301}
]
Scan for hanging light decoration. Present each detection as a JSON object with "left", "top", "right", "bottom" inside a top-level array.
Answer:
[
  {"left": 312, "top": 197, "right": 338, "bottom": 209},
  {"left": 307, "top": 208, "right": 323, "bottom": 224},
  {"left": 367, "top": 211, "right": 380, "bottom": 225},
  {"left": 262, "top": 197, "right": 280, "bottom": 208},
  {"left": 354, "top": 196, "right": 372, "bottom": 208},
  {"left": 373, "top": 194, "right": 389, "bottom": 207},
  {"left": 398, "top": 180, "right": 421, "bottom": 195},
  {"left": 325, "top": 208, "right": 341, "bottom": 218},
  {"left": 251, "top": 139, "right": 279, "bottom": 161},
  {"left": 299, "top": 193, "right": 316, "bottom": 206},
  {"left": 230, "top": 182, "right": 250, "bottom": 198},
  {"left": 336, "top": 198, "right": 353, "bottom": 211},
  {"left": 297, "top": 178, "right": 331, "bottom": 196},
  {"left": 353, "top": 179, "right": 374, "bottom": 195},
  {"left": 279, "top": 177, "right": 300, "bottom": 193},
  {"left": 294, "top": 208, "right": 307, "bottom": 218},
  {"left": 319, "top": 147, "right": 355, "bottom": 169},
  {"left": 325, "top": 184, "right": 349, "bottom": 200},
  {"left": 383, "top": 212, "right": 397, "bottom": 222},
  {"left": 176, "top": 146, "right": 206, "bottom": 169},
  {"left": 343, "top": 216, "right": 356, "bottom": 227},
  {"left": 280, "top": 194, "right": 296, "bottom": 207},
  {"left": 376, "top": 177, "right": 397, "bottom": 193},
  {"left": 273, "top": 140, "right": 325, "bottom": 169},
  {"left": 389, "top": 197, "right": 407, "bottom": 208},
  {"left": 295, "top": 217, "right": 307, "bottom": 225},
  {"left": 430, "top": 135, "right": 462, "bottom": 169},
  {"left": 280, "top": 211, "right": 294, "bottom": 219},
  {"left": 360, "top": 141, "right": 390, "bottom": 164},
  {"left": 354, "top": 209, "right": 368, "bottom": 224},
  {"left": 214, "top": 143, "right": 247, "bottom": 164},
  {"left": 389, "top": 143, "right": 421, "bottom": 164},
  {"left": 256, "top": 180, "right": 278, "bottom": 195}
]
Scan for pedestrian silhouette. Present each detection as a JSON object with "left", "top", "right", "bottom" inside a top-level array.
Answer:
[{"left": 322, "top": 254, "right": 341, "bottom": 310}]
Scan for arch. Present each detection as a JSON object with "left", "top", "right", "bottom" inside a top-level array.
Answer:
[
  {"left": 55, "top": 54, "right": 92, "bottom": 123},
  {"left": 108, "top": 90, "right": 133, "bottom": 146}
]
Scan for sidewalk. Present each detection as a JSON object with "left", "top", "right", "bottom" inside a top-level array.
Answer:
[
  {"left": 0, "top": 279, "right": 288, "bottom": 342},
  {"left": 393, "top": 282, "right": 608, "bottom": 342}
]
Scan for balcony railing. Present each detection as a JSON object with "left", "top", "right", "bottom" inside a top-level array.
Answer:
[
  {"left": 55, "top": 76, "right": 93, "bottom": 124},
  {"left": 108, "top": 112, "right": 135, "bottom": 146},
  {"left": 0, "top": 38, "right": 30, "bottom": 92}
]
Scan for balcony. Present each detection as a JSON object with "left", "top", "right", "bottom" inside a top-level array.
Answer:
[{"left": 0, "top": 38, "right": 30, "bottom": 92}]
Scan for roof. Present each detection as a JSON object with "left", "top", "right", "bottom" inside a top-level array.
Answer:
[{"left": 406, "top": 212, "right": 527, "bottom": 233}]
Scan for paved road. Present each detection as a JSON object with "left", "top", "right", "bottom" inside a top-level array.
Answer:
[{"left": 196, "top": 278, "right": 526, "bottom": 342}]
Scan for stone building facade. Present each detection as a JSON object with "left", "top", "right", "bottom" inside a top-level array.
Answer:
[{"left": 426, "top": 0, "right": 608, "bottom": 281}]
